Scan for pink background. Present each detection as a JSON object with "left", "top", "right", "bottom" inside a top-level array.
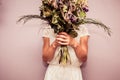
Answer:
[{"left": 0, "top": 0, "right": 120, "bottom": 80}]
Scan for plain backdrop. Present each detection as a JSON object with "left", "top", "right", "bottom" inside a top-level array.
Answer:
[{"left": 0, "top": 0, "right": 120, "bottom": 80}]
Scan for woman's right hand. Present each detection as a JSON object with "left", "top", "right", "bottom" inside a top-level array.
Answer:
[{"left": 55, "top": 32, "right": 77, "bottom": 47}]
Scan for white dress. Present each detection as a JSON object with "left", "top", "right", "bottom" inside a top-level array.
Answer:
[{"left": 42, "top": 24, "right": 90, "bottom": 80}]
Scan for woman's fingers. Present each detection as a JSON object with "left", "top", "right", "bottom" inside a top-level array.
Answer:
[
  {"left": 56, "top": 38, "right": 68, "bottom": 42},
  {"left": 58, "top": 32, "right": 68, "bottom": 36},
  {"left": 56, "top": 38, "right": 69, "bottom": 45},
  {"left": 56, "top": 35, "right": 67, "bottom": 39},
  {"left": 56, "top": 34, "right": 69, "bottom": 43},
  {"left": 56, "top": 32, "right": 72, "bottom": 45},
  {"left": 57, "top": 41, "right": 68, "bottom": 45}
]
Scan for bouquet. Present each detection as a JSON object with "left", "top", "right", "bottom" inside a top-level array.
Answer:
[{"left": 17, "top": 0, "right": 111, "bottom": 65}]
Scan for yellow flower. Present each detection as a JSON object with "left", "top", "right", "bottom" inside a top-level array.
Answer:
[{"left": 76, "top": 0, "right": 88, "bottom": 6}]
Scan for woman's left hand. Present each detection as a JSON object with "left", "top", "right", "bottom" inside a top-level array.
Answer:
[{"left": 56, "top": 32, "right": 76, "bottom": 46}]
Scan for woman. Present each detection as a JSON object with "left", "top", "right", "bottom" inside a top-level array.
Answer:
[
  {"left": 16, "top": 0, "right": 110, "bottom": 79},
  {"left": 42, "top": 24, "right": 90, "bottom": 80}
]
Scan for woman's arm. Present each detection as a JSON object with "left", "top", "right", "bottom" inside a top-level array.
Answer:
[
  {"left": 42, "top": 37, "right": 59, "bottom": 63},
  {"left": 72, "top": 36, "right": 89, "bottom": 62}
]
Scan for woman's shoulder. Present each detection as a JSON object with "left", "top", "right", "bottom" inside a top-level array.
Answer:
[
  {"left": 41, "top": 23, "right": 55, "bottom": 38},
  {"left": 76, "top": 24, "right": 90, "bottom": 37}
]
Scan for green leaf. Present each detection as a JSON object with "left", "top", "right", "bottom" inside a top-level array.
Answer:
[
  {"left": 52, "top": 14, "right": 59, "bottom": 24},
  {"left": 78, "top": 10, "right": 86, "bottom": 19},
  {"left": 17, "top": 15, "right": 41, "bottom": 24},
  {"left": 63, "top": 5, "right": 68, "bottom": 13},
  {"left": 83, "top": 18, "right": 112, "bottom": 36}
]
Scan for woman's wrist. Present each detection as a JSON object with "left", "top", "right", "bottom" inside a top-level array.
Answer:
[
  {"left": 72, "top": 41, "right": 79, "bottom": 48},
  {"left": 51, "top": 41, "right": 58, "bottom": 49},
  {"left": 70, "top": 39, "right": 79, "bottom": 48}
]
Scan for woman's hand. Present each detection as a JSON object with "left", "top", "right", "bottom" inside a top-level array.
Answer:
[{"left": 56, "top": 32, "right": 78, "bottom": 47}]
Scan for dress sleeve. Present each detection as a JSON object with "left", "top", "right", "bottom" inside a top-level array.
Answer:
[
  {"left": 41, "top": 24, "right": 51, "bottom": 38},
  {"left": 79, "top": 24, "right": 90, "bottom": 37}
]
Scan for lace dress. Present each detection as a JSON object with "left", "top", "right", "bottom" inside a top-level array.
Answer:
[{"left": 42, "top": 24, "right": 90, "bottom": 80}]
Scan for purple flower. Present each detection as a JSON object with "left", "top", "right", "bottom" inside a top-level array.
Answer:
[
  {"left": 69, "top": 3, "right": 76, "bottom": 12},
  {"left": 68, "top": 13, "right": 78, "bottom": 23},
  {"left": 57, "top": 0, "right": 63, "bottom": 5},
  {"left": 82, "top": 7, "right": 89, "bottom": 12}
]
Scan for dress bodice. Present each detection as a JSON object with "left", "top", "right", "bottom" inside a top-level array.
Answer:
[{"left": 42, "top": 24, "right": 90, "bottom": 67}]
